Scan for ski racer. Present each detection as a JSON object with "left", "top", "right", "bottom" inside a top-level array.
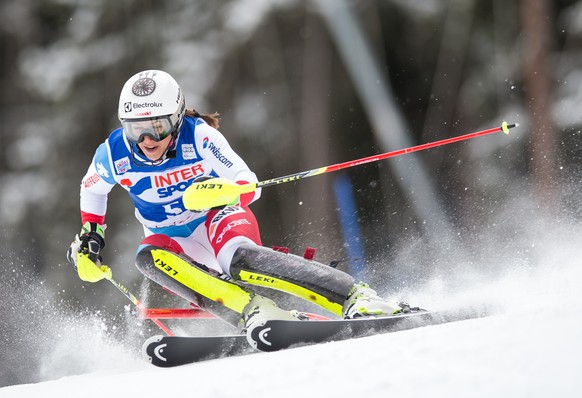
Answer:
[{"left": 67, "top": 69, "right": 411, "bottom": 330}]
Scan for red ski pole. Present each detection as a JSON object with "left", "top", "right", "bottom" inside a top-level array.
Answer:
[
  {"left": 108, "top": 277, "right": 174, "bottom": 336},
  {"left": 184, "top": 121, "right": 518, "bottom": 211},
  {"left": 255, "top": 121, "right": 518, "bottom": 188}
]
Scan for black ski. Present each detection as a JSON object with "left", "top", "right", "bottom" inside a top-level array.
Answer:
[
  {"left": 142, "top": 334, "right": 250, "bottom": 367},
  {"left": 142, "top": 307, "right": 488, "bottom": 366},
  {"left": 246, "top": 307, "right": 488, "bottom": 352}
]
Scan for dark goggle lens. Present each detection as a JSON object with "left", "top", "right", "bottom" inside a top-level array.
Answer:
[{"left": 122, "top": 117, "right": 173, "bottom": 143}]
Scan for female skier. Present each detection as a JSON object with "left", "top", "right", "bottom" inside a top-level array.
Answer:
[{"left": 68, "top": 69, "right": 409, "bottom": 330}]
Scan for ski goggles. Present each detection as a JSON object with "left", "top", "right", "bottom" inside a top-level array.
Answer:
[{"left": 122, "top": 116, "right": 174, "bottom": 143}]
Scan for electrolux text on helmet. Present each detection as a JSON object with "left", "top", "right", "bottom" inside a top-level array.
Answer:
[{"left": 123, "top": 101, "right": 164, "bottom": 112}]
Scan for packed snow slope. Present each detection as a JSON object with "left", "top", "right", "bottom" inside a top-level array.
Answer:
[
  {"left": 2, "top": 203, "right": 582, "bottom": 397},
  {"left": 3, "top": 230, "right": 582, "bottom": 397},
  {"left": 2, "top": 296, "right": 581, "bottom": 398}
]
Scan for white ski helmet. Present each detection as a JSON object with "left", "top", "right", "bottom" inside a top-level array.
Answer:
[{"left": 118, "top": 70, "right": 186, "bottom": 146}]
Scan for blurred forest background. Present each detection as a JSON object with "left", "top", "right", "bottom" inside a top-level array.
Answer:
[{"left": 1, "top": 0, "right": 581, "bottom": 387}]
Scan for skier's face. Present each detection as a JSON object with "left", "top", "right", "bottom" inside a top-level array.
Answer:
[{"left": 138, "top": 134, "right": 172, "bottom": 161}]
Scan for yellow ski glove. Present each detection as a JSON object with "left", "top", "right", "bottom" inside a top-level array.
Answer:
[
  {"left": 67, "top": 222, "right": 112, "bottom": 283},
  {"left": 76, "top": 252, "right": 112, "bottom": 282},
  {"left": 183, "top": 178, "right": 256, "bottom": 211}
]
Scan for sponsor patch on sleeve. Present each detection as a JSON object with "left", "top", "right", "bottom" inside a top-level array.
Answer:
[
  {"left": 82, "top": 172, "right": 101, "bottom": 188},
  {"left": 96, "top": 162, "right": 110, "bottom": 178}
]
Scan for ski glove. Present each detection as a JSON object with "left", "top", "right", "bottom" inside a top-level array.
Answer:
[
  {"left": 67, "top": 222, "right": 112, "bottom": 283},
  {"left": 183, "top": 177, "right": 246, "bottom": 212},
  {"left": 183, "top": 177, "right": 240, "bottom": 212},
  {"left": 79, "top": 222, "right": 106, "bottom": 260}
]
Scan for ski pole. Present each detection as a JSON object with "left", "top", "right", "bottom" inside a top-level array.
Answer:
[
  {"left": 184, "top": 121, "right": 518, "bottom": 211},
  {"left": 71, "top": 249, "right": 174, "bottom": 334},
  {"left": 107, "top": 276, "right": 174, "bottom": 336},
  {"left": 254, "top": 121, "right": 518, "bottom": 188}
]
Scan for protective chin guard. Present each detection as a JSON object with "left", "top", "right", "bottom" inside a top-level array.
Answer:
[{"left": 229, "top": 244, "right": 355, "bottom": 316}]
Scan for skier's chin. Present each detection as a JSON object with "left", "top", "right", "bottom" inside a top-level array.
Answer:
[{"left": 140, "top": 145, "right": 165, "bottom": 160}]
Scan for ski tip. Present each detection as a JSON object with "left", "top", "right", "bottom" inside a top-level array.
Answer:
[{"left": 142, "top": 335, "right": 165, "bottom": 364}]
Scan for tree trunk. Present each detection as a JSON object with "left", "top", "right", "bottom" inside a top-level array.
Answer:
[{"left": 520, "top": 0, "right": 557, "bottom": 208}]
